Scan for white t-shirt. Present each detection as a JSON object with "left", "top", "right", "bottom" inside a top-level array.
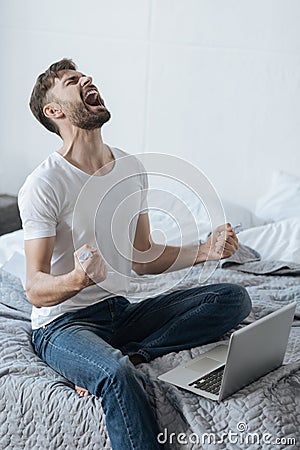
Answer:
[{"left": 18, "top": 147, "right": 148, "bottom": 329}]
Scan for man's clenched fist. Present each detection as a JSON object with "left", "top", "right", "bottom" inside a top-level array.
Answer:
[
  {"left": 202, "top": 223, "right": 239, "bottom": 261},
  {"left": 73, "top": 244, "right": 107, "bottom": 288}
]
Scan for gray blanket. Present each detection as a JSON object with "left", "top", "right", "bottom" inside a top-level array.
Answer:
[
  {"left": 1, "top": 265, "right": 300, "bottom": 450},
  {"left": 220, "top": 243, "right": 300, "bottom": 275}
]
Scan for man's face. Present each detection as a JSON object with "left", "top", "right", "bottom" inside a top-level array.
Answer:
[{"left": 49, "top": 70, "right": 111, "bottom": 130}]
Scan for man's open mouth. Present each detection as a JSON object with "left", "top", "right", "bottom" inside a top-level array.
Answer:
[{"left": 84, "top": 89, "right": 101, "bottom": 107}]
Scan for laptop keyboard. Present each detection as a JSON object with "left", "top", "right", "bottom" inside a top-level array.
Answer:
[{"left": 188, "top": 365, "right": 225, "bottom": 395}]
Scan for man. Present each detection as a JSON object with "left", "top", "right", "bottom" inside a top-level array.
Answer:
[{"left": 18, "top": 58, "right": 251, "bottom": 450}]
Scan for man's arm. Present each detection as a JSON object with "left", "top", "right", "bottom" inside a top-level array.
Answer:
[
  {"left": 25, "top": 237, "right": 107, "bottom": 308},
  {"left": 132, "top": 213, "right": 238, "bottom": 275}
]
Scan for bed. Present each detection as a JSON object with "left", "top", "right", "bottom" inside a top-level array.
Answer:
[{"left": 1, "top": 169, "right": 300, "bottom": 449}]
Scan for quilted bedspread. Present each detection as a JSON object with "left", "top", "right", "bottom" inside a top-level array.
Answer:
[{"left": 1, "top": 264, "right": 300, "bottom": 450}]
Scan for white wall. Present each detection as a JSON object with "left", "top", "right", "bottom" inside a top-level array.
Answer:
[{"left": 1, "top": 0, "right": 300, "bottom": 210}]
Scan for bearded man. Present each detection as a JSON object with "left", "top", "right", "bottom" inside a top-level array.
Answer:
[{"left": 18, "top": 58, "right": 251, "bottom": 450}]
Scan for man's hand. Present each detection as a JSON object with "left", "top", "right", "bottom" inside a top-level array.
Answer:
[
  {"left": 197, "top": 223, "right": 239, "bottom": 262},
  {"left": 73, "top": 244, "right": 107, "bottom": 288}
]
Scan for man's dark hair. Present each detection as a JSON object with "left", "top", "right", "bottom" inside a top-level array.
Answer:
[{"left": 29, "top": 58, "right": 77, "bottom": 136}]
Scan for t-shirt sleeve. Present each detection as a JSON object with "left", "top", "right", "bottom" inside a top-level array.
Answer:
[{"left": 18, "top": 176, "right": 58, "bottom": 240}]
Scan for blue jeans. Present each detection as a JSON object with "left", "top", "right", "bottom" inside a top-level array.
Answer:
[{"left": 32, "top": 283, "right": 251, "bottom": 450}]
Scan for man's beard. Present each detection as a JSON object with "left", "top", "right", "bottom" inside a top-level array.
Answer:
[{"left": 62, "top": 100, "right": 111, "bottom": 130}]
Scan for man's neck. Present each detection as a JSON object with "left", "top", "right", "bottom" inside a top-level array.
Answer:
[{"left": 59, "top": 128, "right": 114, "bottom": 175}]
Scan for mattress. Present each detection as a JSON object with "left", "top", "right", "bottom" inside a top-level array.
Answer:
[{"left": 1, "top": 260, "right": 300, "bottom": 450}]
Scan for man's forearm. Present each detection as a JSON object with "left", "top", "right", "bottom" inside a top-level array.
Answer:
[
  {"left": 26, "top": 270, "right": 85, "bottom": 308},
  {"left": 133, "top": 242, "right": 207, "bottom": 275},
  {"left": 133, "top": 223, "right": 239, "bottom": 275}
]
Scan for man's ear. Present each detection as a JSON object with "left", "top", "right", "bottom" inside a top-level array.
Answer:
[{"left": 43, "top": 102, "right": 64, "bottom": 119}]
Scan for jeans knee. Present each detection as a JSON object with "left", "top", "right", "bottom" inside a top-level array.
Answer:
[
  {"left": 108, "top": 355, "right": 137, "bottom": 386},
  {"left": 229, "top": 283, "right": 252, "bottom": 318},
  {"left": 94, "top": 355, "right": 136, "bottom": 398}
]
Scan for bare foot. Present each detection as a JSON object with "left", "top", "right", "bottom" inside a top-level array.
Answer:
[{"left": 75, "top": 385, "right": 90, "bottom": 396}]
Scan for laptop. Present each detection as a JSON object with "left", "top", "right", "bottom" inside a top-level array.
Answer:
[{"left": 158, "top": 302, "right": 296, "bottom": 401}]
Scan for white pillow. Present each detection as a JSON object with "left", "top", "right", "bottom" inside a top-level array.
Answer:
[
  {"left": 222, "top": 199, "right": 263, "bottom": 230},
  {"left": 148, "top": 188, "right": 262, "bottom": 246},
  {"left": 0, "top": 229, "right": 25, "bottom": 288},
  {"left": 2, "top": 252, "right": 26, "bottom": 288},
  {"left": 238, "top": 218, "right": 300, "bottom": 264},
  {"left": 0, "top": 229, "right": 24, "bottom": 266},
  {"left": 256, "top": 171, "right": 300, "bottom": 223}
]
